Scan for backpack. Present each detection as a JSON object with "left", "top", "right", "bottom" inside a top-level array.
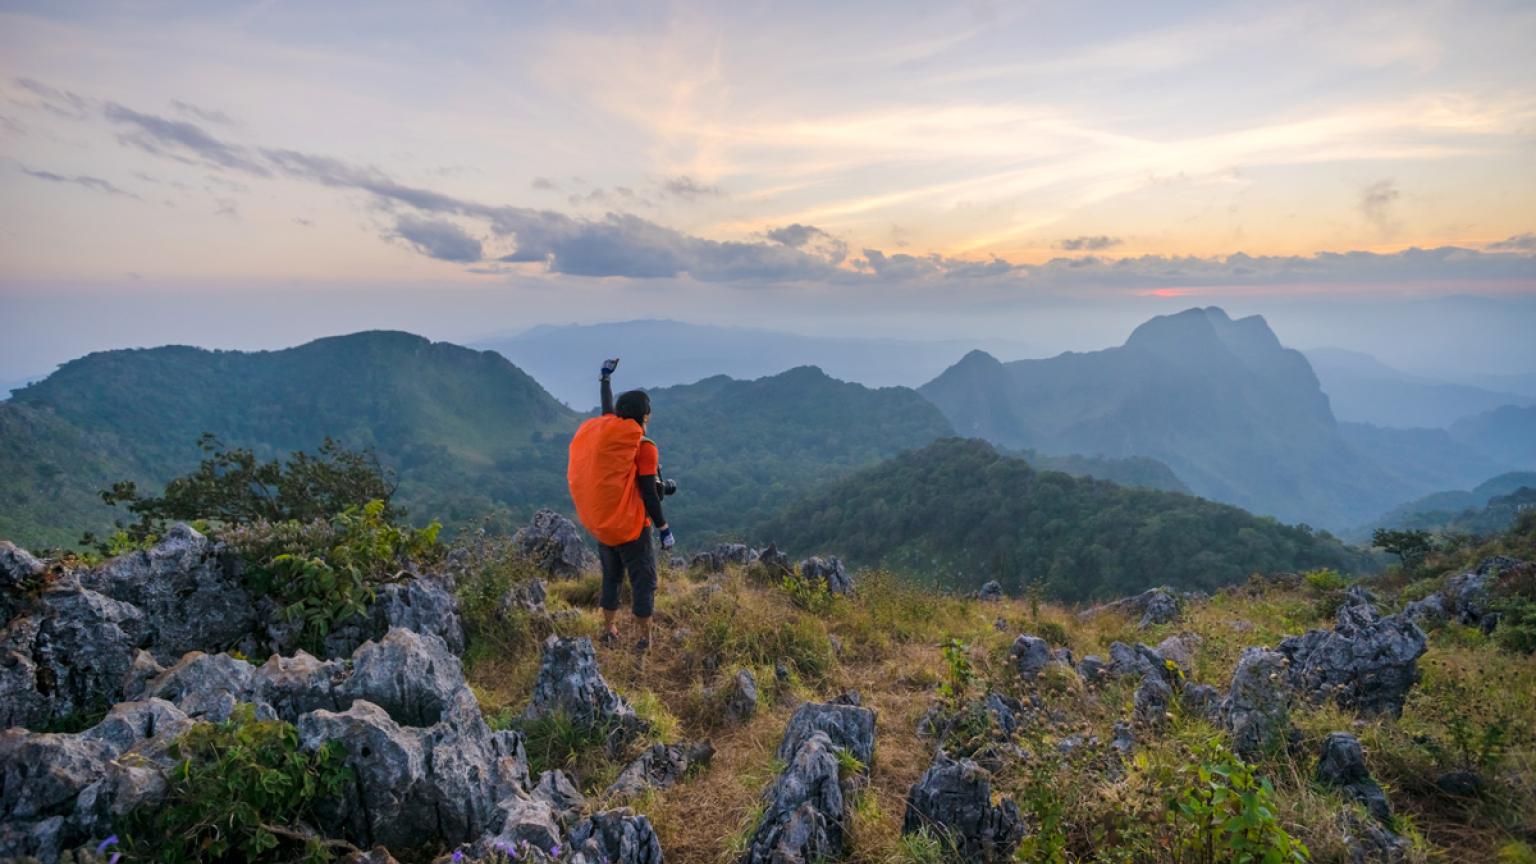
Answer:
[{"left": 567, "top": 415, "right": 647, "bottom": 546}]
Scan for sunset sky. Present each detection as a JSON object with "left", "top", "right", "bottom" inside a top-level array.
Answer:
[{"left": 2, "top": 0, "right": 1534, "bottom": 379}]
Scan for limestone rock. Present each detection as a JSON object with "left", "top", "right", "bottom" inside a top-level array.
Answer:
[
  {"left": 341, "top": 628, "right": 464, "bottom": 727},
  {"left": 143, "top": 650, "right": 258, "bottom": 722},
  {"left": 742, "top": 731, "right": 848, "bottom": 864},
  {"left": 776, "top": 700, "right": 877, "bottom": 771},
  {"left": 0, "top": 540, "right": 45, "bottom": 624},
  {"left": 513, "top": 509, "right": 597, "bottom": 579},
  {"left": 1316, "top": 732, "right": 1392, "bottom": 825},
  {"left": 500, "top": 579, "right": 549, "bottom": 617},
  {"left": 568, "top": 808, "right": 664, "bottom": 864},
  {"left": 1010, "top": 635, "right": 1056, "bottom": 680},
  {"left": 977, "top": 580, "right": 1005, "bottom": 602},
  {"left": 607, "top": 740, "right": 714, "bottom": 798},
  {"left": 1134, "top": 673, "right": 1173, "bottom": 727},
  {"left": 1079, "top": 587, "right": 1182, "bottom": 627},
  {"left": 691, "top": 544, "right": 756, "bottom": 573},
  {"left": 799, "top": 556, "right": 854, "bottom": 596},
  {"left": 532, "top": 769, "right": 585, "bottom": 826},
  {"left": 723, "top": 667, "right": 759, "bottom": 724},
  {"left": 1277, "top": 603, "right": 1427, "bottom": 717},
  {"left": 902, "top": 751, "right": 1024, "bottom": 863},
  {"left": 521, "top": 636, "right": 644, "bottom": 743},
  {"left": 79, "top": 523, "right": 255, "bottom": 661},
  {"left": 1223, "top": 647, "right": 1291, "bottom": 759}
]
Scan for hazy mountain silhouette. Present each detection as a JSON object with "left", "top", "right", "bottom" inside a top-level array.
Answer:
[
  {"left": 1305, "top": 346, "right": 1532, "bottom": 428},
  {"left": 919, "top": 306, "right": 1474, "bottom": 528},
  {"left": 475, "top": 319, "right": 1030, "bottom": 408}
]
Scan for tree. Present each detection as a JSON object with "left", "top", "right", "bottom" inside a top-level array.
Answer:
[
  {"left": 88, "top": 434, "right": 398, "bottom": 550},
  {"left": 1371, "top": 527, "right": 1435, "bottom": 571}
]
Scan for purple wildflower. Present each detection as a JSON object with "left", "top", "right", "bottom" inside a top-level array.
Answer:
[{"left": 96, "top": 836, "right": 119, "bottom": 854}]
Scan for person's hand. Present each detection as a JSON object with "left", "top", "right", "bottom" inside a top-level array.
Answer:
[
  {"left": 601, "top": 357, "right": 620, "bottom": 378},
  {"left": 658, "top": 525, "right": 675, "bottom": 549}
]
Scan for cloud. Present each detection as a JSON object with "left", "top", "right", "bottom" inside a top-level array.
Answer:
[
  {"left": 1487, "top": 232, "right": 1535, "bottom": 252},
  {"left": 860, "top": 248, "right": 1015, "bottom": 279},
  {"left": 1359, "top": 179, "right": 1400, "bottom": 231},
  {"left": 20, "top": 166, "right": 139, "bottom": 199},
  {"left": 392, "top": 215, "right": 484, "bottom": 262},
  {"left": 293, "top": 217, "right": 314, "bottom": 227},
  {"left": 1058, "top": 234, "right": 1122, "bottom": 251},
  {"left": 103, "top": 103, "right": 270, "bottom": 175},
  {"left": 660, "top": 175, "right": 721, "bottom": 199},
  {"left": 13, "top": 78, "right": 90, "bottom": 119},
  {"left": 766, "top": 223, "right": 848, "bottom": 265},
  {"left": 213, "top": 198, "right": 239, "bottom": 218},
  {"left": 171, "top": 99, "right": 236, "bottom": 126},
  {"left": 531, "top": 176, "right": 560, "bottom": 191}
]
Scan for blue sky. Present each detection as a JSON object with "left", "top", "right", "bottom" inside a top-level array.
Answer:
[{"left": 1, "top": 0, "right": 1534, "bottom": 378}]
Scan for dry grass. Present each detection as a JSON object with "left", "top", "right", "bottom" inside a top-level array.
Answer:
[{"left": 456, "top": 552, "right": 1535, "bottom": 864}]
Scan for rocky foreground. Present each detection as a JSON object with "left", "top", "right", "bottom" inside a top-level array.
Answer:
[{"left": 2, "top": 513, "right": 1533, "bottom": 863}]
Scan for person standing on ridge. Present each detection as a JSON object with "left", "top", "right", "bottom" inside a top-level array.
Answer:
[{"left": 567, "top": 357, "right": 675, "bottom": 652}]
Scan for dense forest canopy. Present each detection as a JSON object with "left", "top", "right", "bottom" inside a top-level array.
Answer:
[{"left": 757, "top": 437, "right": 1378, "bottom": 601}]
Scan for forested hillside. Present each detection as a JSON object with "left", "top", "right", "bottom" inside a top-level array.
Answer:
[{"left": 757, "top": 437, "right": 1376, "bottom": 600}]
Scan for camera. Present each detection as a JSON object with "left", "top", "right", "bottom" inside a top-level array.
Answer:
[{"left": 656, "top": 477, "right": 678, "bottom": 496}]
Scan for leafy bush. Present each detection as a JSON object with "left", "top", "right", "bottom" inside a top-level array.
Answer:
[
  {"left": 242, "top": 500, "right": 441, "bottom": 654},
  {"left": 1301, "top": 567, "right": 1348, "bottom": 593},
  {"left": 1163, "top": 740, "right": 1310, "bottom": 864},
  {"left": 124, "top": 704, "right": 351, "bottom": 863},
  {"left": 780, "top": 571, "right": 840, "bottom": 615},
  {"left": 89, "top": 434, "right": 398, "bottom": 551}
]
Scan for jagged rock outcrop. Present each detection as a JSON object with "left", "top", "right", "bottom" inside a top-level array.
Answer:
[
  {"left": 752, "top": 544, "right": 793, "bottom": 575},
  {"left": 363, "top": 574, "right": 466, "bottom": 657},
  {"left": 722, "top": 667, "right": 759, "bottom": 724},
  {"left": 0, "top": 699, "right": 191, "bottom": 860},
  {"left": 532, "top": 770, "right": 585, "bottom": 826},
  {"left": 513, "top": 509, "right": 597, "bottom": 579},
  {"left": 1181, "top": 683, "right": 1222, "bottom": 721},
  {"left": 607, "top": 740, "right": 715, "bottom": 798},
  {"left": 1107, "top": 641, "right": 1171, "bottom": 682},
  {"left": 776, "top": 700, "right": 877, "bottom": 770},
  {"left": 568, "top": 808, "right": 664, "bottom": 864},
  {"left": 500, "top": 579, "right": 549, "bottom": 617},
  {"left": 1, "top": 583, "right": 146, "bottom": 729},
  {"left": 1079, "top": 586, "right": 1182, "bottom": 627},
  {"left": 1010, "top": 635, "right": 1055, "bottom": 680},
  {"left": 1134, "top": 672, "right": 1173, "bottom": 727},
  {"left": 143, "top": 650, "right": 261, "bottom": 722},
  {"left": 977, "top": 580, "right": 1005, "bottom": 602},
  {"left": 0, "top": 540, "right": 45, "bottom": 623},
  {"left": 691, "top": 544, "right": 756, "bottom": 573},
  {"left": 520, "top": 636, "right": 645, "bottom": 744},
  {"left": 1340, "top": 814, "right": 1410, "bottom": 863},
  {"left": 78, "top": 523, "right": 257, "bottom": 661},
  {"left": 902, "top": 751, "right": 1025, "bottom": 862},
  {"left": 1277, "top": 602, "right": 1427, "bottom": 717},
  {"left": 741, "top": 731, "right": 850, "bottom": 864},
  {"left": 1223, "top": 647, "right": 1291, "bottom": 759},
  {"left": 799, "top": 556, "right": 854, "bottom": 596},
  {"left": 1316, "top": 732, "right": 1392, "bottom": 825}
]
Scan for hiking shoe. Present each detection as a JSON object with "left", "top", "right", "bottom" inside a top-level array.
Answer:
[
  {"left": 600, "top": 630, "right": 620, "bottom": 648},
  {"left": 634, "top": 638, "right": 650, "bottom": 654}
]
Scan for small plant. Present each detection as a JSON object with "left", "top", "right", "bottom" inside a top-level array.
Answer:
[
  {"left": 937, "top": 637, "right": 976, "bottom": 707},
  {"left": 781, "top": 571, "right": 838, "bottom": 615},
  {"left": 1164, "top": 740, "right": 1310, "bottom": 864},
  {"left": 1301, "top": 567, "right": 1348, "bottom": 593},
  {"left": 244, "top": 499, "right": 440, "bottom": 654},
  {"left": 124, "top": 704, "right": 351, "bottom": 863}
]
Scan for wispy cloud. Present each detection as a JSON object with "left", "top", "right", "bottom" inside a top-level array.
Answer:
[
  {"left": 1488, "top": 232, "right": 1535, "bottom": 252},
  {"left": 103, "top": 102, "right": 270, "bottom": 175},
  {"left": 392, "top": 215, "right": 482, "bottom": 262},
  {"left": 20, "top": 166, "right": 140, "bottom": 199},
  {"left": 1358, "top": 179, "right": 1401, "bottom": 233},
  {"left": 1058, "top": 235, "right": 1123, "bottom": 251}
]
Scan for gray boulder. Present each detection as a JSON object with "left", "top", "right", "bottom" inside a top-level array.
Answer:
[
  {"left": 520, "top": 636, "right": 645, "bottom": 743},
  {"left": 1010, "top": 635, "right": 1055, "bottom": 680},
  {"left": 607, "top": 740, "right": 715, "bottom": 798},
  {"left": 367, "top": 574, "right": 465, "bottom": 656},
  {"left": 80, "top": 523, "right": 256, "bottom": 661},
  {"left": 2, "top": 585, "right": 147, "bottom": 728},
  {"left": 532, "top": 769, "right": 585, "bottom": 826},
  {"left": 902, "top": 751, "right": 1024, "bottom": 863},
  {"left": 799, "top": 556, "right": 854, "bottom": 595},
  {"left": 752, "top": 544, "right": 793, "bottom": 575},
  {"left": 341, "top": 628, "right": 465, "bottom": 727},
  {"left": 500, "top": 579, "right": 549, "bottom": 617},
  {"left": 723, "top": 667, "right": 759, "bottom": 724},
  {"left": 776, "top": 700, "right": 877, "bottom": 770},
  {"left": 1110, "top": 722, "right": 1136, "bottom": 756},
  {"left": 0, "top": 540, "right": 45, "bottom": 623},
  {"left": 742, "top": 730, "right": 849, "bottom": 864},
  {"left": 253, "top": 650, "right": 347, "bottom": 719},
  {"left": 691, "top": 544, "right": 756, "bottom": 573},
  {"left": 1076, "top": 655, "right": 1107, "bottom": 685},
  {"left": 1277, "top": 603, "right": 1427, "bottom": 717},
  {"left": 1107, "top": 641, "right": 1169, "bottom": 681},
  {"left": 1181, "top": 683, "right": 1223, "bottom": 722},
  {"left": 1134, "top": 673, "right": 1173, "bottom": 727},
  {"left": 1316, "top": 732, "right": 1392, "bottom": 825},
  {"left": 1223, "top": 647, "right": 1291, "bottom": 759},
  {"left": 1079, "top": 587, "right": 1181, "bottom": 627},
  {"left": 1402, "top": 592, "right": 1447, "bottom": 627},
  {"left": 1154, "top": 633, "right": 1200, "bottom": 674},
  {"left": 143, "top": 650, "right": 259, "bottom": 722},
  {"left": 513, "top": 509, "right": 598, "bottom": 579},
  {"left": 568, "top": 808, "right": 664, "bottom": 864},
  {"left": 1341, "top": 812, "right": 1410, "bottom": 864},
  {"left": 477, "top": 794, "right": 563, "bottom": 858},
  {"left": 977, "top": 580, "right": 1005, "bottom": 602}
]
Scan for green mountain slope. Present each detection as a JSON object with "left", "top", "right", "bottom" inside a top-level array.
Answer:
[
  {"left": 756, "top": 437, "right": 1376, "bottom": 601},
  {"left": 643, "top": 366, "right": 957, "bottom": 534}
]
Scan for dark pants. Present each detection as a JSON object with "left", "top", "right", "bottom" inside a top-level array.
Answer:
[{"left": 599, "top": 530, "right": 657, "bottom": 618}]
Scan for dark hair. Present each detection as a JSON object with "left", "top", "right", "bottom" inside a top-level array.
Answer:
[{"left": 615, "top": 389, "right": 651, "bottom": 422}]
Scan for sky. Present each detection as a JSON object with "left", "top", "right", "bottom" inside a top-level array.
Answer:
[{"left": 2, "top": 0, "right": 1534, "bottom": 382}]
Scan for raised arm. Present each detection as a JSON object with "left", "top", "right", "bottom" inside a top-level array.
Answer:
[{"left": 600, "top": 357, "right": 619, "bottom": 414}]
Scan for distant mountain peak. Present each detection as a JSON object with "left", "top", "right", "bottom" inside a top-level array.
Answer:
[{"left": 1123, "top": 306, "right": 1283, "bottom": 357}]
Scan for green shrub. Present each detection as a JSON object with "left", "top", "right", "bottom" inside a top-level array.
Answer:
[
  {"left": 242, "top": 499, "right": 441, "bottom": 654},
  {"left": 1163, "top": 740, "right": 1310, "bottom": 864},
  {"left": 1301, "top": 567, "right": 1348, "bottom": 593},
  {"left": 780, "top": 571, "right": 840, "bottom": 615},
  {"left": 124, "top": 704, "right": 351, "bottom": 863}
]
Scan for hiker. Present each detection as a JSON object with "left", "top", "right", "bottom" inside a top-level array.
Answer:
[{"left": 567, "top": 357, "right": 675, "bottom": 652}]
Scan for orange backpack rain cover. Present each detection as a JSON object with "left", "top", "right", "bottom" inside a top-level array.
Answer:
[{"left": 567, "top": 415, "right": 647, "bottom": 546}]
